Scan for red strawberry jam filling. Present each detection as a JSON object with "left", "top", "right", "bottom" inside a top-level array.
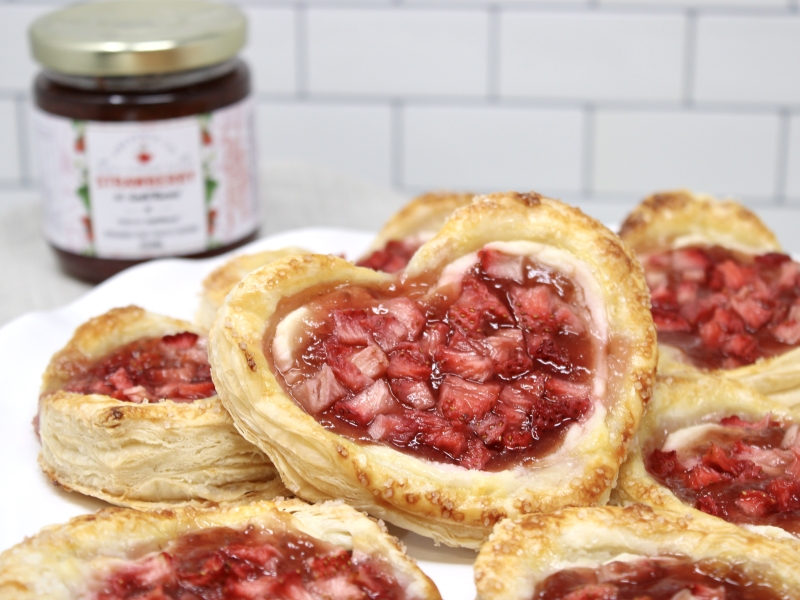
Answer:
[
  {"left": 270, "top": 246, "right": 604, "bottom": 471},
  {"left": 356, "top": 238, "right": 424, "bottom": 273},
  {"left": 647, "top": 416, "right": 800, "bottom": 534},
  {"left": 94, "top": 524, "right": 408, "bottom": 600},
  {"left": 643, "top": 246, "right": 800, "bottom": 369},
  {"left": 533, "top": 557, "right": 783, "bottom": 600},
  {"left": 62, "top": 332, "right": 215, "bottom": 403}
]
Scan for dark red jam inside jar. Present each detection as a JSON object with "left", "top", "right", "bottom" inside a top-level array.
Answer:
[
  {"left": 533, "top": 557, "right": 783, "bottom": 600},
  {"left": 30, "top": 1, "right": 260, "bottom": 283}
]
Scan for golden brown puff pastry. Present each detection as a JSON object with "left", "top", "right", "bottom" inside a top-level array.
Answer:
[
  {"left": 0, "top": 498, "right": 441, "bottom": 600},
  {"left": 38, "top": 306, "right": 286, "bottom": 510},
  {"left": 362, "top": 191, "right": 476, "bottom": 255},
  {"left": 614, "top": 373, "right": 800, "bottom": 551},
  {"left": 196, "top": 247, "right": 310, "bottom": 330},
  {"left": 619, "top": 189, "right": 800, "bottom": 406},
  {"left": 209, "top": 191, "right": 657, "bottom": 548},
  {"left": 474, "top": 504, "right": 800, "bottom": 600}
]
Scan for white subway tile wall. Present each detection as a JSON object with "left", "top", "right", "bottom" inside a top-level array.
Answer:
[{"left": 2, "top": 0, "right": 800, "bottom": 219}]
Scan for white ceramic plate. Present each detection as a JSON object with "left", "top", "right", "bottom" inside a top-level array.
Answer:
[{"left": 0, "top": 227, "right": 476, "bottom": 599}]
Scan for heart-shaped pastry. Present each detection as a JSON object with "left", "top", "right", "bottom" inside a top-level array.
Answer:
[
  {"left": 619, "top": 190, "right": 800, "bottom": 407},
  {"left": 38, "top": 306, "right": 285, "bottom": 509},
  {"left": 209, "top": 192, "right": 657, "bottom": 548},
  {"left": 615, "top": 372, "right": 800, "bottom": 552},
  {"left": 474, "top": 504, "right": 800, "bottom": 600}
]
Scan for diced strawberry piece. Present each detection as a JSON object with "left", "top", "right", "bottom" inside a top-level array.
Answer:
[
  {"left": 496, "top": 385, "right": 535, "bottom": 429},
  {"left": 701, "top": 444, "right": 762, "bottom": 480},
  {"left": 508, "top": 284, "right": 552, "bottom": 332},
  {"left": 699, "top": 319, "right": 725, "bottom": 350},
  {"left": 562, "top": 583, "right": 619, "bottom": 600},
  {"left": 650, "top": 285, "right": 678, "bottom": 309},
  {"left": 180, "top": 552, "right": 226, "bottom": 587},
  {"left": 720, "top": 414, "right": 771, "bottom": 429},
  {"left": 434, "top": 346, "right": 494, "bottom": 383},
  {"left": 419, "top": 322, "right": 448, "bottom": 357},
  {"left": 676, "top": 281, "right": 699, "bottom": 306},
  {"left": 356, "top": 239, "right": 419, "bottom": 273},
  {"left": 447, "top": 275, "right": 511, "bottom": 333},
  {"left": 479, "top": 249, "right": 525, "bottom": 283},
  {"left": 647, "top": 449, "right": 680, "bottom": 479},
  {"left": 722, "top": 333, "right": 758, "bottom": 363},
  {"left": 716, "top": 259, "right": 751, "bottom": 291},
  {"left": 292, "top": 364, "right": 348, "bottom": 414},
  {"left": 552, "top": 299, "right": 586, "bottom": 335},
  {"left": 755, "top": 252, "right": 792, "bottom": 268},
  {"left": 483, "top": 329, "right": 533, "bottom": 378},
  {"left": 383, "top": 297, "right": 426, "bottom": 340},
  {"left": 109, "top": 367, "right": 134, "bottom": 392},
  {"left": 777, "top": 260, "right": 800, "bottom": 292},
  {"left": 386, "top": 346, "right": 431, "bottom": 380},
  {"left": 164, "top": 381, "right": 216, "bottom": 400},
  {"left": 389, "top": 378, "right": 436, "bottom": 410},
  {"left": 460, "top": 438, "right": 493, "bottom": 470},
  {"left": 731, "top": 296, "right": 773, "bottom": 330},
  {"left": 684, "top": 465, "right": 731, "bottom": 490},
  {"left": 307, "top": 549, "right": 354, "bottom": 580},
  {"left": 223, "top": 544, "right": 280, "bottom": 568},
  {"left": 545, "top": 377, "right": 591, "bottom": 401},
  {"left": 690, "top": 584, "right": 727, "bottom": 600},
  {"left": 348, "top": 344, "right": 389, "bottom": 380},
  {"left": 773, "top": 320, "right": 800, "bottom": 345},
  {"left": 712, "top": 307, "right": 745, "bottom": 334},
  {"left": 367, "top": 413, "right": 417, "bottom": 445},
  {"left": 122, "top": 385, "right": 150, "bottom": 403},
  {"left": 524, "top": 333, "right": 568, "bottom": 367},
  {"left": 336, "top": 380, "right": 398, "bottom": 426},
  {"left": 470, "top": 412, "right": 506, "bottom": 446},
  {"left": 671, "top": 248, "right": 712, "bottom": 280},
  {"left": 533, "top": 390, "right": 591, "bottom": 431},
  {"left": 735, "top": 490, "right": 775, "bottom": 517},
  {"left": 332, "top": 309, "right": 374, "bottom": 346},
  {"left": 438, "top": 375, "right": 501, "bottom": 422},
  {"left": 680, "top": 293, "right": 725, "bottom": 326},
  {"left": 652, "top": 308, "right": 691, "bottom": 333},
  {"left": 370, "top": 314, "right": 409, "bottom": 352},
  {"left": 161, "top": 332, "right": 199, "bottom": 348},
  {"left": 696, "top": 492, "right": 728, "bottom": 518},
  {"left": 328, "top": 355, "right": 372, "bottom": 392},
  {"left": 418, "top": 424, "right": 468, "bottom": 458},
  {"left": 767, "top": 478, "right": 800, "bottom": 512}
]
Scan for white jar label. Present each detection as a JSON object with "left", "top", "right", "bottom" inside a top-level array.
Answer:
[{"left": 34, "top": 97, "right": 259, "bottom": 259}]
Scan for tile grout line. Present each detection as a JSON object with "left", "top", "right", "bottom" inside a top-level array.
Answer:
[
  {"left": 295, "top": 4, "right": 309, "bottom": 99},
  {"left": 487, "top": 4, "right": 500, "bottom": 101},
  {"left": 14, "top": 93, "right": 31, "bottom": 187},
  {"left": 774, "top": 108, "right": 791, "bottom": 205},
  {"left": 682, "top": 8, "right": 697, "bottom": 107},
  {"left": 581, "top": 104, "right": 595, "bottom": 198},
  {"left": 391, "top": 100, "right": 404, "bottom": 190}
]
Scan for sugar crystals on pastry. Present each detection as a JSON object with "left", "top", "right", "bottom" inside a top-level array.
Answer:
[
  {"left": 37, "top": 306, "right": 285, "bottom": 509},
  {"left": 209, "top": 191, "right": 657, "bottom": 548},
  {"left": 356, "top": 191, "right": 475, "bottom": 273},
  {"left": 0, "top": 498, "right": 441, "bottom": 600},
  {"left": 474, "top": 504, "right": 800, "bottom": 600},
  {"left": 619, "top": 189, "right": 800, "bottom": 406},
  {"left": 615, "top": 373, "right": 800, "bottom": 550}
]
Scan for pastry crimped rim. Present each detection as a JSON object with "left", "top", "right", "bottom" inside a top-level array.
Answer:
[
  {"left": 0, "top": 498, "right": 441, "bottom": 600},
  {"left": 196, "top": 246, "right": 310, "bottom": 330},
  {"left": 38, "top": 306, "right": 285, "bottom": 510},
  {"left": 363, "top": 191, "right": 476, "bottom": 255},
  {"left": 474, "top": 504, "right": 800, "bottom": 600},
  {"left": 209, "top": 191, "right": 658, "bottom": 548},
  {"left": 614, "top": 373, "right": 800, "bottom": 551},
  {"left": 619, "top": 189, "right": 800, "bottom": 407}
]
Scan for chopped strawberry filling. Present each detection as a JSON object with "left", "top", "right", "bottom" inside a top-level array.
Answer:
[
  {"left": 646, "top": 416, "right": 800, "bottom": 534},
  {"left": 644, "top": 246, "right": 800, "bottom": 369},
  {"left": 356, "top": 238, "right": 422, "bottom": 273},
  {"left": 274, "top": 249, "right": 597, "bottom": 471},
  {"left": 534, "top": 556, "right": 781, "bottom": 600},
  {"left": 94, "top": 525, "right": 408, "bottom": 600},
  {"left": 61, "top": 333, "right": 215, "bottom": 403}
]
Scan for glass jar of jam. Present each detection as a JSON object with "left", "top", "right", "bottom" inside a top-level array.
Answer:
[{"left": 29, "top": 0, "right": 260, "bottom": 282}]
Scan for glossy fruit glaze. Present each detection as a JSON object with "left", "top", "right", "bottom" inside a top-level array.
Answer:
[
  {"left": 62, "top": 332, "right": 215, "bottom": 403},
  {"left": 533, "top": 557, "right": 784, "bottom": 600},
  {"left": 270, "top": 248, "right": 599, "bottom": 471},
  {"left": 93, "top": 524, "right": 407, "bottom": 600},
  {"left": 647, "top": 416, "right": 800, "bottom": 534},
  {"left": 643, "top": 246, "right": 800, "bottom": 369}
]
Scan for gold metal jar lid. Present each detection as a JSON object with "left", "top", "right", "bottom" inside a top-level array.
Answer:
[{"left": 29, "top": 0, "right": 246, "bottom": 77}]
